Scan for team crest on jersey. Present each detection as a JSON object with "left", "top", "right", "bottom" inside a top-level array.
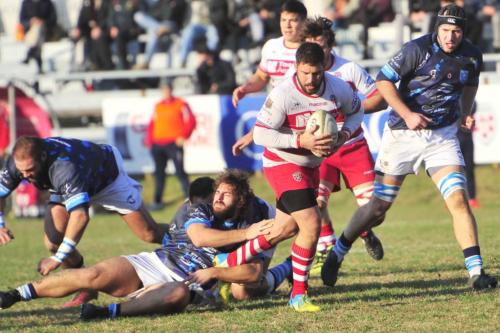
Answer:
[
  {"left": 292, "top": 171, "right": 303, "bottom": 182},
  {"left": 264, "top": 97, "right": 273, "bottom": 109},
  {"left": 459, "top": 70, "right": 469, "bottom": 84}
]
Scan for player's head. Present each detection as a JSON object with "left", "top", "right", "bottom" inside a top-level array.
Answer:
[
  {"left": 295, "top": 42, "right": 325, "bottom": 95},
  {"left": 435, "top": 4, "right": 466, "bottom": 53},
  {"left": 213, "top": 169, "right": 254, "bottom": 220},
  {"left": 12, "top": 136, "right": 46, "bottom": 182},
  {"left": 302, "top": 17, "right": 336, "bottom": 59},
  {"left": 189, "top": 176, "right": 215, "bottom": 205},
  {"left": 280, "top": 0, "right": 307, "bottom": 43}
]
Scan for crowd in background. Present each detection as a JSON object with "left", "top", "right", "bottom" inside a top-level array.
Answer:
[{"left": 13, "top": 0, "right": 500, "bottom": 88}]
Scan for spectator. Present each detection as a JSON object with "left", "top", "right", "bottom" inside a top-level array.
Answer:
[
  {"left": 258, "top": 0, "right": 283, "bottom": 40},
  {"left": 20, "top": 0, "right": 57, "bottom": 73},
  {"left": 70, "top": 0, "right": 114, "bottom": 70},
  {"left": 133, "top": 0, "right": 188, "bottom": 69},
  {"left": 483, "top": 1, "right": 500, "bottom": 52},
  {"left": 196, "top": 47, "right": 236, "bottom": 95},
  {"left": 145, "top": 81, "right": 196, "bottom": 210},
  {"left": 108, "top": 0, "right": 142, "bottom": 69},
  {"left": 233, "top": 0, "right": 265, "bottom": 48},
  {"left": 179, "top": 0, "right": 219, "bottom": 68}
]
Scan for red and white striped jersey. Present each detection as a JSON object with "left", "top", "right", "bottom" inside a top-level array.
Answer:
[
  {"left": 254, "top": 73, "right": 363, "bottom": 168},
  {"left": 259, "top": 37, "right": 298, "bottom": 88}
]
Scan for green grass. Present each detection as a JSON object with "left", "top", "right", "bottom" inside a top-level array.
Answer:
[{"left": 0, "top": 166, "right": 498, "bottom": 332}]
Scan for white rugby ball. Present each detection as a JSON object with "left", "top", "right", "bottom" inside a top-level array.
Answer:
[{"left": 305, "top": 110, "right": 338, "bottom": 157}]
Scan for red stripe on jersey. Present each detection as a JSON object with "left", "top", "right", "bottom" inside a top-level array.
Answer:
[{"left": 365, "top": 88, "right": 379, "bottom": 99}]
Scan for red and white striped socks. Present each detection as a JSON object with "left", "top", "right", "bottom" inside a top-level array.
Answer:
[
  {"left": 317, "top": 224, "right": 336, "bottom": 252},
  {"left": 226, "top": 235, "right": 273, "bottom": 267},
  {"left": 291, "top": 243, "right": 315, "bottom": 297}
]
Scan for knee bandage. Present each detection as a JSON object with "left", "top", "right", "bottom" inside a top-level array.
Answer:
[
  {"left": 437, "top": 172, "right": 466, "bottom": 200},
  {"left": 317, "top": 183, "right": 332, "bottom": 204},
  {"left": 353, "top": 185, "right": 374, "bottom": 206},
  {"left": 373, "top": 181, "right": 400, "bottom": 202}
]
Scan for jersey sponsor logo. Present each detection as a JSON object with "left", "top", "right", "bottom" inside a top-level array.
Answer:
[
  {"left": 309, "top": 102, "right": 328, "bottom": 107},
  {"left": 292, "top": 171, "right": 303, "bottom": 182},
  {"left": 265, "top": 59, "right": 294, "bottom": 75},
  {"left": 265, "top": 97, "right": 273, "bottom": 109}
]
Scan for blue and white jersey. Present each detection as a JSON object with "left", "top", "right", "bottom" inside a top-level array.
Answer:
[
  {"left": 155, "top": 196, "right": 275, "bottom": 279},
  {"left": 377, "top": 33, "right": 482, "bottom": 130},
  {"left": 0, "top": 137, "right": 118, "bottom": 211}
]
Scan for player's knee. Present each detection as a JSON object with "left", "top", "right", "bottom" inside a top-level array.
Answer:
[
  {"left": 446, "top": 190, "right": 470, "bottom": 214},
  {"left": 79, "top": 266, "right": 103, "bottom": 289},
  {"left": 369, "top": 199, "right": 391, "bottom": 220},
  {"left": 162, "top": 283, "right": 189, "bottom": 313}
]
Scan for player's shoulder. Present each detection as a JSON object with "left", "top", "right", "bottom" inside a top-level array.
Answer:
[{"left": 458, "top": 38, "right": 483, "bottom": 59}]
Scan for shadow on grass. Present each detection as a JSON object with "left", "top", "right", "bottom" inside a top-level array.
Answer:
[{"left": 0, "top": 307, "right": 77, "bottom": 331}]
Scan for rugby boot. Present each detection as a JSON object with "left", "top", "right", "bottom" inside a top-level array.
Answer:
[
  {"left": 360, "top": 230, "right": 384, "bottom": 261},
  {"left": 321, "top": 250, "right": 343, "bottom": 287},
  {"left": 468, "top": 270, "right": 497, "bottom": 290},
  {"left": 63, "top": 289, "right": 98, "bottom": 308},
  {"left": 0, "top": 290, "right": 21, "bottom": 310},
  {"left": 80, "top": 303, "right": 109, "bottom": 320},
  {"left": 217, "top": 281, "right": 231, "bottom": 306},
  {"left": 288, "top": 294, "right": 320, "bottom": 312},
  {"left": 310, "top": 245, "right": 333, "bottom": 276}
]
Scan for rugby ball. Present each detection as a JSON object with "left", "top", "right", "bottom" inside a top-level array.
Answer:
[{"left": 305, "top": 110, "right": 338, "bottom": 157}]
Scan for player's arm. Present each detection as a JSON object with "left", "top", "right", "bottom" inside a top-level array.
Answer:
[
  {"left": 186, "top": 219, "right": 273, "bottom": 248},
  {"left": 460, "top": 86, "right": 478, "bottom": 131},
  {"left": 363, "top": 91, "right": 387, "bottom": 114},
  {"left": 0, "top": 159, "right": 22, "bottom": 245},
  {"left": 232, "top": 68, "right": 270, "bottom": 106},
  {"left": 334, "top": 83, "right": 365, "bottom": 149},
  {"left": 232, "top": 127, "right": 254, "bottom": 156},
  {"left": 187, "top": 260, "right": 265, "bottom": 285}
]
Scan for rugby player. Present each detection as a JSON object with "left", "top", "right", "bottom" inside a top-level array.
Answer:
[
  {"left": 213, "top": 43, "right": 364, "bottom": 312},
  {"left": 321, "top": 4, "right": 497, "bottom": 291}
]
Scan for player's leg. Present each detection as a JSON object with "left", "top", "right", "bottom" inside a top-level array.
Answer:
[
  {"left": 81, "top": 282, "right": 190, "bottom": 320},
  {"left": 430, "top": 165, "right": 496, "bottom": 290},
  {"left": 121, "top": 203, "right": 167, "bottom": 244},
  {"left": 0, "top": 257, "right": 141, "bottom": 310},
  {"left": 322, "top": 173, "right": 404, "bottom": 287}
]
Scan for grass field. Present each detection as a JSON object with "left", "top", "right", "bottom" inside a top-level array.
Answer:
[{"left": 0, "top": 166, "right": 498, "bottom": 332}]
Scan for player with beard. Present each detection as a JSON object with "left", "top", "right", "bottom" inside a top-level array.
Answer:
[
  {"left": 321, "top": 4, "right": 497, "bottom": 291},
  {"left": 0, "top": 170, "right": 292, "bottom": 319},
  {"left": 0, "top": 136, "right": 173, "bottom": 306},
  {"left": 213, "top": 43, "right": 364, "bottom": 312}
]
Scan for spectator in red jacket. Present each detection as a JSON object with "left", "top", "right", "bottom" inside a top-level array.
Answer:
[{"left": 145, "top": 81, "right": 196, "bottom": 210}]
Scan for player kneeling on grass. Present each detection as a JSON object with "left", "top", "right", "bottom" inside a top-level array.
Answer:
[
  {"left": 321, "top": 4, "right": 497, "bottom": 291},
  {"left": 0, "top": 136, "right": 172, "bottom": 307},
  {"left": 0, "top": 170, "right": 293, "bottom": 318}
]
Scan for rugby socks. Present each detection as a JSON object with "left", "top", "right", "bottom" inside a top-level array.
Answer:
[
  {"left": 317, "top": 224, "right": 336, "bottom": 252},
  {"left": 265, "top": 256, "right": 292, "bottom": 294},
  {"left": 332, "top": 233, "right": 353, "bottom": 263},
  {"left": 108, "top": 303, "right": 121, "bottom": 318},
  {"left": 291, "top": 243, "right": 315, "bottom": 298},
  {"left": 16, "top": 283, "right": 38, "bottom": 301},
  {"left": 226, "top": 235, "right": 273, "bottom": 267},
  {"left": 463, "top": 246, "right": 483, "bottom": 277}
]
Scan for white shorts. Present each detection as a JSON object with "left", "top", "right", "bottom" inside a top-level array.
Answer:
[
  {"left": 50, "top": 146, "right": 143, "bottom": 215},
  {"left": 123, "top": 252, "right": 184, "bottom": 298},
  {"left": 375, "top": 123, "right": 464, "bottom": 175}
]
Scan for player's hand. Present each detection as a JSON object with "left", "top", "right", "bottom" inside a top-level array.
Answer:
[
  {"left": 0, "top": 227, "right": 14, "bottom": 245},
  {"left": 300, "top": 125, "right": 334, "bottom": 156},
  {"left": 245, "top": 219, "right": 274, "bottom": 240},
  {"left": 185, "top": 268, "right": 216, "bottom": 286},
  {"left": 460, "top": 115, "right": 475, "bottom": 132},
  {"left": 403, "top": 112, "right": 433, "bottom": 130},
  {"left": 37, "top": 257, "right": 61, "bottom": 276},
  {"left": 232, "top": 86, "right": 247, "bottom": 107},
  {"left": 232, "top": 132, "right": 253, "bottom": 156}
]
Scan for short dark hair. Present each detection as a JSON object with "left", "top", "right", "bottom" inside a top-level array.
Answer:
[
  {"left": 281, "top": 0, "right": 307, "bottom": 20},
  {"left": 296, "top": 42, "right": 325, "bottom": 66},
  {"left": 302, "top": 17, "right": 336, "bottom": 48},
  {"left": 189, "top": 176, "right": 215, "bottom": 202},
  {"left": 12, "top": 136, "right": 44, "bottom": 161},
  {"left": 215, "top": 169, "right": 254, "bottom": 217}
]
